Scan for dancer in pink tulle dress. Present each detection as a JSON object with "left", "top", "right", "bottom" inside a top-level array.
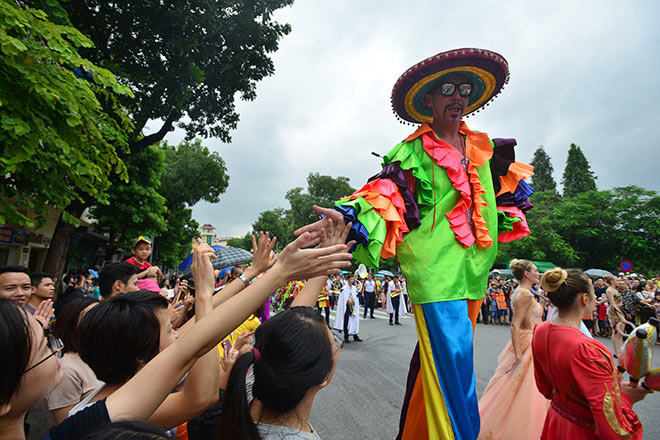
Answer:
[{"left": 478, "top": 259, "right": 549, "bottom": 439}]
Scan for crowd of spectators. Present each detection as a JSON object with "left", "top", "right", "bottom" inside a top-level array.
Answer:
[
  {"left": 478, "top": 271, "right": 660, "bottom": 343},
  {"left": 0, "top": 220, "right": 354, "bottom": 440}
]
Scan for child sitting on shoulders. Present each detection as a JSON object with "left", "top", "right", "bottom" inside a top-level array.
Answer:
[{"left": 125, "top": 236, "right": 163, "bottom": 290}]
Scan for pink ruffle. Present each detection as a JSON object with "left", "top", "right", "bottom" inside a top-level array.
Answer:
[
  {"left": 419, "top": 123, "right": 494, "bottom": 248},
  {"left": 497, "top": 206, "right": 530, "bottom": 242}
]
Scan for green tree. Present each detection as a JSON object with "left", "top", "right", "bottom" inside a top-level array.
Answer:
[
  {"left": 89, "top": 146, "right": 168, "bottom": 251},
  {"left": 90, "top": 139, "right": 230, "bottom": 268},
  {"left": 226, "top": 233, "right": 254, "bottom": 251},
  {"left": 529, "top": 146, "right": 556, "bottom": 193},
  {"left": 497, "top": 191, "right": 579, "bottom": 266},
  {"left": 607, "top": 186, "right": 660, "bottom": 273},
  {"left": 498, "top": 186, "right": 660, "bottom": 274},
  {"left": 562, "top": 143, "right": 597, "bottom": 198},
  {"left": 252, "top": 209, "right": 291, "bottom": 249},
  {"left": 43, "top": 0, "right": 293, "bottom": 276},
  {"left": 155, "top": 140, "right": 229, "bottom": 267},
  {"left": 285, "top": 173, "right": 355, "bottom": 234},
  {"left": 0, "top": 1, "right": 132, "bottom": 228},
  {"left": 159, "top": 140, "right": 230, "bottom": 207}
]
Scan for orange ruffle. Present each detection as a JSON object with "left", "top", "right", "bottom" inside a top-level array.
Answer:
[
  {"left": 342, "top": 178, "right": 409, "bottom": 259},
  {"left": 409, "top": 122, "right": 493, "bottom": 248},
  {"left": 496, "top": 161, "right": 534, "bottom": 197}
]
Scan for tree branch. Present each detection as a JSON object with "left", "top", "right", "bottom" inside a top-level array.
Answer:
[{"left": 127, "top": 110, "right": 181, "bottom": 157}]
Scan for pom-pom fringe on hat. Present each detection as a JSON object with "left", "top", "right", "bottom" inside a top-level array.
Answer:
[{"left": 391, "top": 48, "right": 509, "bottom": 124}]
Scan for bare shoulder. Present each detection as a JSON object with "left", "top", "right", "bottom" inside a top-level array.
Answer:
[{"left": 515, "top": 288, "right": 534, "bottom": 299}]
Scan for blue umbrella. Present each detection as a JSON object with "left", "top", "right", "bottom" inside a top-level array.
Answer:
[
  {"left": 377, "top": 270, "right": 394, "bottom": 277},
  {"left": 178, "top": 245, "right": 225, "bottom": 272},
  {"left": 180, "top": 246, "right": 253, "bottom": 280}
]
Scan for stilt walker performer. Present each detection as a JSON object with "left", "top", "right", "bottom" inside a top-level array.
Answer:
[{"left": 297, "top": 48, "right": 534, "bottom": 439}]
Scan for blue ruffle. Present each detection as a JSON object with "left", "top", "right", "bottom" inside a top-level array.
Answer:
[{"left": 334, "top": 205, "right": 369, "bottom": 251}]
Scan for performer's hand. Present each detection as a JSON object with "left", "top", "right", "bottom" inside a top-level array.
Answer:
[
  {"left": 294, "top": 205, "right": 345, "bottom": 237},
  {"left": 621, "top": 382, "right": 652, "bottom": 404}
]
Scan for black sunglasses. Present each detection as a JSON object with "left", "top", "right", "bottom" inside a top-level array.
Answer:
[
  {"left": 438, "top": 82, "right": 472, "bottom": 97},
  {"left": 25, "top": 330, "right": 64, "bottom": 373}
]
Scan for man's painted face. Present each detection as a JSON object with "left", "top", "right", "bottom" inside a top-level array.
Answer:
[
  {"left": 424, "top": 74, "right": 471, "bottom": 123},
  {"left": 0, "top": 272, "right": 32, "bottom": 305}
]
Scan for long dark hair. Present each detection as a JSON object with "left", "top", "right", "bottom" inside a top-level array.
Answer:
[
  {"left": 217, "top": 306, "right": 334, "bottom": 440},
  {"left": 0, "top": 299, "right": 31, "bottom": 403}
]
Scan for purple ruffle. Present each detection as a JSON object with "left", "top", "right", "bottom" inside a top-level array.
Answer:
[
  {"left": 496, "top": 180, "right": 534, "bottom": 212},
  {"left": 490, "top": 138, "right": 517, "bottom": 194},
  {"left": 368, "top": 162, "right": 421, "bottom": 231}
]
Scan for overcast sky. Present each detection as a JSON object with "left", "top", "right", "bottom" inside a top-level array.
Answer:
[{"left": 158, "top": 0, "right": 660, "bottom": 238}]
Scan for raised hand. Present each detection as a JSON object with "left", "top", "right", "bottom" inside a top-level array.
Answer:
[
  {"left": 191, "top": 240, "right": 217, "bottom": 296},
  {"left": 250, "top": 232, "right": 278, "bottom": 274},
  {"left": 34, "top": 299, "right": 54, "bottom": 328},
  {"left": 320, "top": 218, "right": 355, "bottom": 249},
  {"left": 293, "top": 205, "right": 345, "bottom": 237},
  {"left": 273, "top": 231, "right": 352, "bottom": 282},
  {"left": 233, "top": 330, "right": 255, "bottom": 351}
]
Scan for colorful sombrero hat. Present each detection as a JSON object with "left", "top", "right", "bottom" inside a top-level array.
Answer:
[{"left": 391, "top": 48, "right": 509, "bottom": 124}]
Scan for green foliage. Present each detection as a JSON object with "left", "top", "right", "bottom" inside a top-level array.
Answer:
[
  {"left": 155, "top": 140, "right": 229, "bottom": 267},
  {"left": 529, "top": 146, "right": 556, "bottom": 193},
  {"left": 0, "top": 1, "right": 132, "bottom": 228},
  {"left": 562, "top": 143, "right": 597, "bottom": 198},
  {"left": 497, "top": 186, "right": 660, "bottom": 274},
  {"left": 159, "top": 139, "right": 230, "bottom": 206},
  {"left": 233, "top": 173, "right": 355, "bottom": 249},
  {"left": 89, "top": 139, "right": 230, "bottom": 268},
  {"left": 226, "top": 233, "right": 254, "bottom": 251},
  {"left": 154, "top": 207, "right": 199, "bottom": 269},
  {"left": 252, "top": 208, "right": 291, "bottom": 249},
  {"left": 63, "top": 0, "right": 294, "bottom": 143},
  {"left": 89, "top": 146, "right": 168, "bottom": 250},
  {"left": 285, "top": 173, "right": 355, "bottom": 233},
  {"left": 497, "top": 191, "right": 579, "bottom": 266}
]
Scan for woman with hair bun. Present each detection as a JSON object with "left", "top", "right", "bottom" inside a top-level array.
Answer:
[
  {"left": 532, "top": 268, "right": 649, "bottom": 439},
  {"left": 478, "top": 259, "right": 548, "bottom": 439}
]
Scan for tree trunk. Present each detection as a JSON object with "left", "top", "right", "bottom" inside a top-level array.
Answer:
[{"left": 43, "top": 201, "right": 87, "bottom": 286}]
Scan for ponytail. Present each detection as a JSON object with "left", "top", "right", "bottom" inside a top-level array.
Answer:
[
  {"left": 217, "top": 351, "right": 261, "bottom": 440},
  {"left": 217, "top": 307, "right": 333, "bottom": 439}
]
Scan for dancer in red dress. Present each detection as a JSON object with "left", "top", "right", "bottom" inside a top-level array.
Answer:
[{"left": 532, "top": 268, "right": 650, "bottom": 440}]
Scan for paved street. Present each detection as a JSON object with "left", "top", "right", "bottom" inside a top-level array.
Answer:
[{"left": 311, "top": 306, "right": 660, "bottom": 439}]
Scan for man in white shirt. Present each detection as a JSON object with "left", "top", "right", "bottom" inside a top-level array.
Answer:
[{"left": 362, "top": 274, "right": 377, "bottom": 319}]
